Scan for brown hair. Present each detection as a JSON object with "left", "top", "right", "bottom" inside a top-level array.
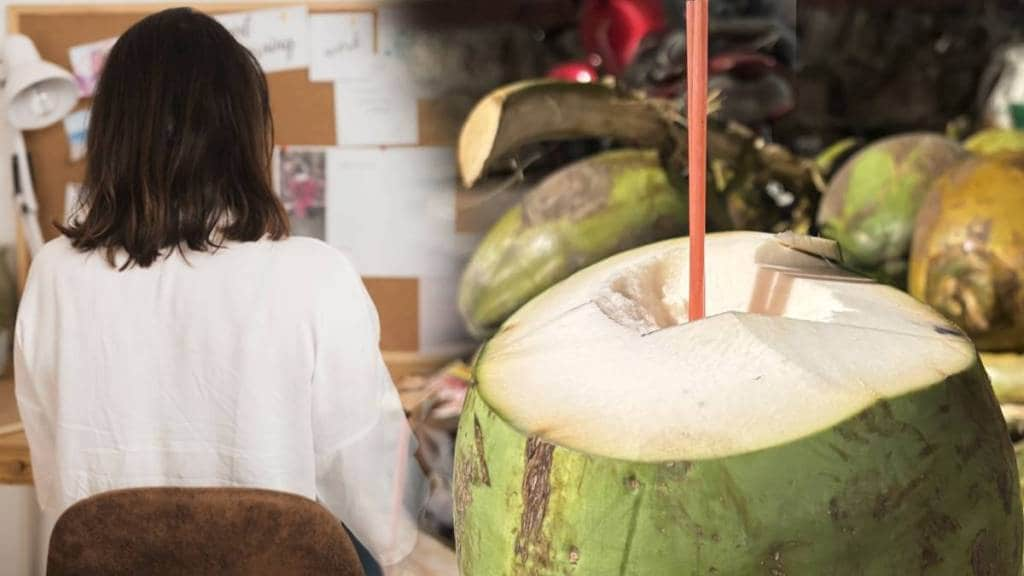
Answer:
[{"left": 60, "top": 7, "right": 289, "bottom": 268}]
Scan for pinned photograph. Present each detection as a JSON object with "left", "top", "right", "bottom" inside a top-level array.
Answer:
[
  {"left": 68, "top": 37, "right": 117, "bottom": 97},
  {"left": 63, "top": 109, "right": 90, "bottom": 163},
  {"left": 276, "top": 147, "right": 327, "bottom": 240}
]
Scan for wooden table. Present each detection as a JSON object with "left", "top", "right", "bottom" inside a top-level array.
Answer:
[{"left": 0, "top": 375, "right": 32, "bottom": 485}]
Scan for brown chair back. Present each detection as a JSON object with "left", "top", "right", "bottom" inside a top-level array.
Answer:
[{"left": 46, "top": 487, "right": 365, "bottom": 576}]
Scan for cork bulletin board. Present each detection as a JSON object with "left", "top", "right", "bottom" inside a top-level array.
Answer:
[{"left": 9, "top": 1, "right": 574, "bottom": 378}]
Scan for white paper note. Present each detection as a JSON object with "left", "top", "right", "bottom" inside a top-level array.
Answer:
[
  {"left": 68, "top": 37, "right": 117, "bottom": 97},
  {"left": 216, "top": 6, "right": 310, "bottom": 73},
  {"left": 62, "top": 109, "right": 91, "bottom": 163},
  {"left": 334, "top": 79, "right": 418, "bottom": 146},
  {"left": 309, "top": 12, "right": 377, "bottom": 82},
  {"left": 325, "top": 147, "right": 464, "bottom": 277}
]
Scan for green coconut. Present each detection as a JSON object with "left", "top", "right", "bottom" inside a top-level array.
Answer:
[
  {"left": 909, "top": 153, "right": 1024, "bottom": 353},
  {"left": 817, "top": 134, "right": 966, "bottom": 287},
  {"left": 454, "top": 232, "right": 1021, "bottom": 575},
  {"left": 964, "top": 129, "right": 1024, "bottom": 157},
  {"left": 814, "top": 137, "right": 863, "bottom": 179},
  {"left": 458, "top": 149, "right": 686, "bottom": 338}
]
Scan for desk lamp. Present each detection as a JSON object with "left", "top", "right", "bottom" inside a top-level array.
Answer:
[{"left": 3, "top": 34, "right": 79, "bottom": 256}]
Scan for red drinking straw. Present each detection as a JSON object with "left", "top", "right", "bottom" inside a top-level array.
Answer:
[{"left": 686, "top": 0, "right": 708, "bottom": 321}]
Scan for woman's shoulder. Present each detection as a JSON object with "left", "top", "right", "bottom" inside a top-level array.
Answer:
[
  {"left": 26, "top": 236, "right": 84, "bottom": 279},
  {"left": 259, "top": 237, "right": 364, "bottom": 289},
  {"left": 32, "top": 235, "right": 76, "bottom": 261},
  {"left": 266, "top": 236, "right": 354, "bottom": 270},
  {"left": 258, "top": 237, "right": 373, "bottom": 318}
]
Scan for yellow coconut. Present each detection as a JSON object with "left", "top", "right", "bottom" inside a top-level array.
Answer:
[{"left": 909, "top": 153, "right": 1024, "bottom": 352}]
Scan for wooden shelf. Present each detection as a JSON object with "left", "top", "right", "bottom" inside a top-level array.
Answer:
[
  {"left": 0, "top": 374, "right": 19, "bottom": 431},
  {"left": 0, "top": 432, "right": 30, "bottom": 485}
]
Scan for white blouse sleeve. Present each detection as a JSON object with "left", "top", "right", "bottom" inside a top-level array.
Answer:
[
  {"left": 311, "top": 265, "right": 426, "bottom": 567},
  {"left": 13, "top": 267, "right": 61, "bottom": 512},
  {"left": 14, "top": 324, "right": 59, "bottom": 511}
]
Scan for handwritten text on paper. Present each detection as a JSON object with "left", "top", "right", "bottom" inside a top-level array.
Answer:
[
  {"left": 216, "top": 7, "right": 310, "bottom": 73},
  {"left": 310, "top": 13, "right": 377, "bottom": 82}
]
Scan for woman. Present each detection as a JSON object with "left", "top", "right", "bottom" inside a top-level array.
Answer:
[{"left": 14, "top": 8, "right": 422, "bottom": 571}]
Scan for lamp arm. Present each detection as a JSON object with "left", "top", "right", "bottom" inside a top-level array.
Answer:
[{"left": 12, "top": 130, "right": 45, "bottom": 256}]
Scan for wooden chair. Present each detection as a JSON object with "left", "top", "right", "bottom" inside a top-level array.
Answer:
[{"left": 46, "top": 487, "right": 365, "bottom": 576}]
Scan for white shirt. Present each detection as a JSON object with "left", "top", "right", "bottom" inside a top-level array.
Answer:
[{"left": 14, "top": 236, "right": 422, "bottom": 566}]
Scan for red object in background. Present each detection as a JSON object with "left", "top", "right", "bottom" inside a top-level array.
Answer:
[
  {"left": 547, "top": 61, "right": 600, "bottom": 83},
  {"left": 709, "top": 52, "right": 777, "bottom": 75},
  {"left": 580, "top": 0, "right": 667, "bottom": 75}
]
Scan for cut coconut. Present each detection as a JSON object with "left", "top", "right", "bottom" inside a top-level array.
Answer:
[
  {"left": 455, "top": 231, "right": 1021, "bottom": 575},
  {"left": 479, "top": 231, "right": 973, "bottom": 461}
]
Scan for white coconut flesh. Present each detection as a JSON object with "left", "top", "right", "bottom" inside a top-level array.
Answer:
[{"left": 477, "top": 231, "right": 976, "bottom": 463}]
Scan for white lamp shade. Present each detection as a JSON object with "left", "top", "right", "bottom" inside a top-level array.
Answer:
[{"left": 4, "top": 35, "right": 79, "bottom": 130}]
